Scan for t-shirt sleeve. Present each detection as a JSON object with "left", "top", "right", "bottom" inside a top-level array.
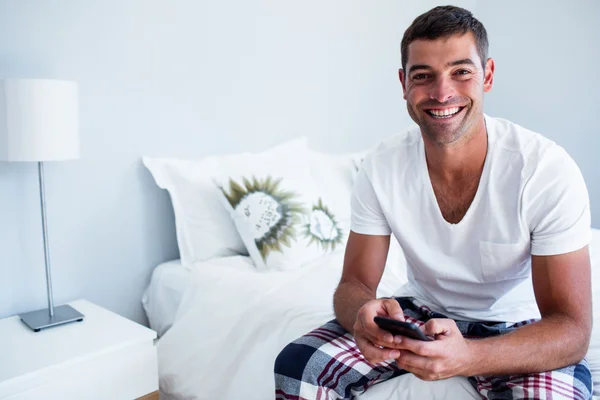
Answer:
[
  {"left": 350, "top": 166, "right": 392, "bottom": 236},
  {"left": 525, "top": 145, "right": 591, "bottom": 256}
]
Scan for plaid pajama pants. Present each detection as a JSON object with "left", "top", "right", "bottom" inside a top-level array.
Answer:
[{"left": 274, "top": 297, "right": 593, "bottom": 400}]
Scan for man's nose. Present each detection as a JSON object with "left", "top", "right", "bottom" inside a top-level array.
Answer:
[{"left": 429, "top": 76, "right": 455, "bottom": 104}]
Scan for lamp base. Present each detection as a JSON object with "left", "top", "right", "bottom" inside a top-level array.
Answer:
[{"left": 20, "top": 304, "right": 84, "bottom": 332}]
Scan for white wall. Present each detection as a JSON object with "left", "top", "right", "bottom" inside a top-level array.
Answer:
[
  {"left": 474, "top": 0, "right": 600, "bottom": 229},
  {"left": 0, "top": 0, "right": 477, "bottom": 324},
  {"left": 3, "top": 0, "right": 596, "bottom": 325}
]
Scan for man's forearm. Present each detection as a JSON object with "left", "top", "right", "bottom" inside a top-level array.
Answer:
[
  {"left": 465, "top": 315, "right": 590, "bottom": 376},
  {"left": 333, "top": 280, "right": 376, "bottom": 333}
]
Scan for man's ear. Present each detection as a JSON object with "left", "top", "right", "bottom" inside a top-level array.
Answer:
[
  {"left": 399, "top": 69, "right": 407, "bottom": 99},
  {"left": 483, "top": 58, "right": 495, "bottom": 92}
]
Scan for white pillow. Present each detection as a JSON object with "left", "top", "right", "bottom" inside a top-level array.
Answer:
[
  {"left": 213, "top": 148, "right": 350, "bottom": 271},
  {"left": 308, "top": 149, "right": 362, "bottom": 223},
  {"left": 142, "top": 138, "right": 308, "bottom": 267}
]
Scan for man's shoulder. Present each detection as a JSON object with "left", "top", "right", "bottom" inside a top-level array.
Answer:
[
  {"left": 363, "top": 124, "right": 421, "bottom": 165},
  {"left": 487, "top": 115, "right": 559, "bottom": 161},
  {"left": 487, "top": 115, "right": 579, "bottom": 187}
]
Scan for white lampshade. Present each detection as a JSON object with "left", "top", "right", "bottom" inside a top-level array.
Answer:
[{"left": 0, "top": 79, "right": 79, "bottom": 162}]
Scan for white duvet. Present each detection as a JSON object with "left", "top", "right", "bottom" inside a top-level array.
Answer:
[
  {"left": 148, "top": 230, "right": 600, "bottom": 400},
  {"left": 157, "top": 252, "right": 348, "bottom": 399},
  {"left": 152, "top": 242, "right": 480, "bottom": 400}
]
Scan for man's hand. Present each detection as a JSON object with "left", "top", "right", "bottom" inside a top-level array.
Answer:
[
  {"left": 353, "top": 298, "right": 406, "bottom": 364},
  {"left": 395, "top": 318, "right": 474, "bottom": 380}
]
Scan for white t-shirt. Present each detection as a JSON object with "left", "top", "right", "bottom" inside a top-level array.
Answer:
[{"left": 351, "top": 114, "right": 591, "bottom": 323}]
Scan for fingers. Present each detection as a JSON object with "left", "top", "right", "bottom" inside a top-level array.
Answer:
[
  {"left": 394, "top": 319, "right": 457, "bottom": 356},
  {"left": 395, "top": 336, "right": 434, "bottom": 357},
  {"left": 396, "top": 352, "right": 446, "bottom": 381},
  {"left": 356, "top": 298, "right": 405, "bottom": 348},
  {"left": 381, "top": 298, "right": 405, "bottom": 321},
  {"left": 370, "top": 298, "right": 405, "bottom": 346},
  {"left": 396, "top": 349, "right": 429, "bottom": 371},
  {"left": 421, "top": 318, "right": 455, "bottom": 338},
  {"left": 355, "top": 335, "right": 401, "bottom": 364},
  {"left": 368, "top": 330, "right": 404, "bottom": 349},
  {"left": 355, "top": 318, "right": 400, "bottom": 349}
]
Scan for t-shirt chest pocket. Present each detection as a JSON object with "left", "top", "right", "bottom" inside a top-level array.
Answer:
[{"left": 479, "top": 241, "right": 531, "bottom": 282}]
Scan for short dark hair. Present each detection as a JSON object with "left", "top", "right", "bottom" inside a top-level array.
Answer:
[{"left": 401, "top": 5, "right": 489, "bottom": 71}]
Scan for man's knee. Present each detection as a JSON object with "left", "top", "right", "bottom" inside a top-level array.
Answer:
[
  {"left": 274, "top": 342, "right": 316, "bottom": 380},
  {"left": 471, "top": 360, "right": 593, "bottom": 399}
]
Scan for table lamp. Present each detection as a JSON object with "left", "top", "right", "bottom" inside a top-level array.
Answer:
[{"left": 0, "top": 78, "right": 84, "bottom": 332}]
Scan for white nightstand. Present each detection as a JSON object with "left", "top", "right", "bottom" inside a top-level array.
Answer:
[{"left": 0, "top": 299, "right": 159, "bottom": 400}]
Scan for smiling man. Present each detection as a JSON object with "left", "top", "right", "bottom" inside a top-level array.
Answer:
[{"left": 274, "top": 5, "right": 593, "bottom": 400}]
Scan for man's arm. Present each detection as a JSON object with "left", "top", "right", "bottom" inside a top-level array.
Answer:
[
  {"left": 394, "top": 245, "right": 592, "bottom": 379},
  {"left": 334, "top": 231, "right": 407, "bottom": 363},
  {"left": 463, "top": 145, "right": 593, "bottom": 374},
  {"left": 333, "top": 231, "right": 391, "bottom": 333},
  {"left": 339, "top": 160, "right": 409, "bottom": 362},
  {"left": 465, "top": 245, "right": 592, "bottom": 375}
]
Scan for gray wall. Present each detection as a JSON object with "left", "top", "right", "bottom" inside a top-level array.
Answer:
[
  {"left": 0, "top": 0, "right": 478, "bottom": 324},
  {"left": 475, "top": 0, "right": 600, "bottom": 228}
]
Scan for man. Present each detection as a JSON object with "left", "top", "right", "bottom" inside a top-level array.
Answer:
[{"left": 274, "top": 5, "right": 594, "bottom": 400}]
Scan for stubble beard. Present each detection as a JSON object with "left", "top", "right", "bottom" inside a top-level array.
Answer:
[{"left": 407, "top": 103, "right": 474, "bottom": 147}]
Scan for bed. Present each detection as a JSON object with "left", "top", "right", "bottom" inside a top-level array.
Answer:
[
  {"left": 142, "top": 228, "right": 600, "bottom": 400},
  {"left": 141, "top": 137, "right": 600, "bottom": 399}
]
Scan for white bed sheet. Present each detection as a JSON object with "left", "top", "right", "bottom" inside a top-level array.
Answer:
[
  {"left": 156, "top": 252, "right": 346, "bottom": 399},
  {"left": 141, "top": 259, "right": 191, "bottom": 337},
  {"left": 146, "top": 229, "right": 600, "bottom": 400},
  {"left": 149, "top": 246, "right": 482, "bottom": 399},
  {"left": 142, "top": 237, "right": 408, "bottom": 340}
]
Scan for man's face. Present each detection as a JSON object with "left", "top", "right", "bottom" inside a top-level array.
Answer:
[{"left": 399, "top": 32, "right": 494, "bottom": 146}]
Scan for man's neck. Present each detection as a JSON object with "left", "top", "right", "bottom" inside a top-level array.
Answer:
[{"left": 423, "top": 117, "right": 488, "bottom": 183}]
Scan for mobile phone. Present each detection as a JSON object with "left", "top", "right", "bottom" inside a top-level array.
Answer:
[{"left": 373, "top": 316, "right": 433, "bottom": 341}]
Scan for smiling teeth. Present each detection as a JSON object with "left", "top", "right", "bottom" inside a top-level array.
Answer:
[{"left": 429, "top": 107, "right": 460, "bottom": 117}]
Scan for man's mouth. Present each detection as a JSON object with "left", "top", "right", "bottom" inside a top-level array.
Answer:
[{"left": 424, "top": 106, "right": 465, "bottom": 119}]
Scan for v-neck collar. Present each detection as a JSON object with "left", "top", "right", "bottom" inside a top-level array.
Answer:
[{"left": 418, "top": 114, "right": 494, "bottom": 228}]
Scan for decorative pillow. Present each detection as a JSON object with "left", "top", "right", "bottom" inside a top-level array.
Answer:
[
  {"left": 142, "top": 137, "right": 309, "bottom": 268},
  {"left": 213, "top": 151, "right": 349, "bottom": 271}
]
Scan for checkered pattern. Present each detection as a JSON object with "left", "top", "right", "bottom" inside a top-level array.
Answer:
[{"left": 274, "top": 297, "right": 593, "bottom": 400}]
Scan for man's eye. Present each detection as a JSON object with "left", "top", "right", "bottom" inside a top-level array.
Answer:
[
  {"left": 413, "top": 74, "right": 430, "bottom": 80},
  {"left": 455, "top": 69, "right": 471, "bottom": 75}
]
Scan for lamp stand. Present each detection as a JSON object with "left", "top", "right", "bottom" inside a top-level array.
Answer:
[{"left": 19, "top": 161, "right": 84, "bottom": 332}]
